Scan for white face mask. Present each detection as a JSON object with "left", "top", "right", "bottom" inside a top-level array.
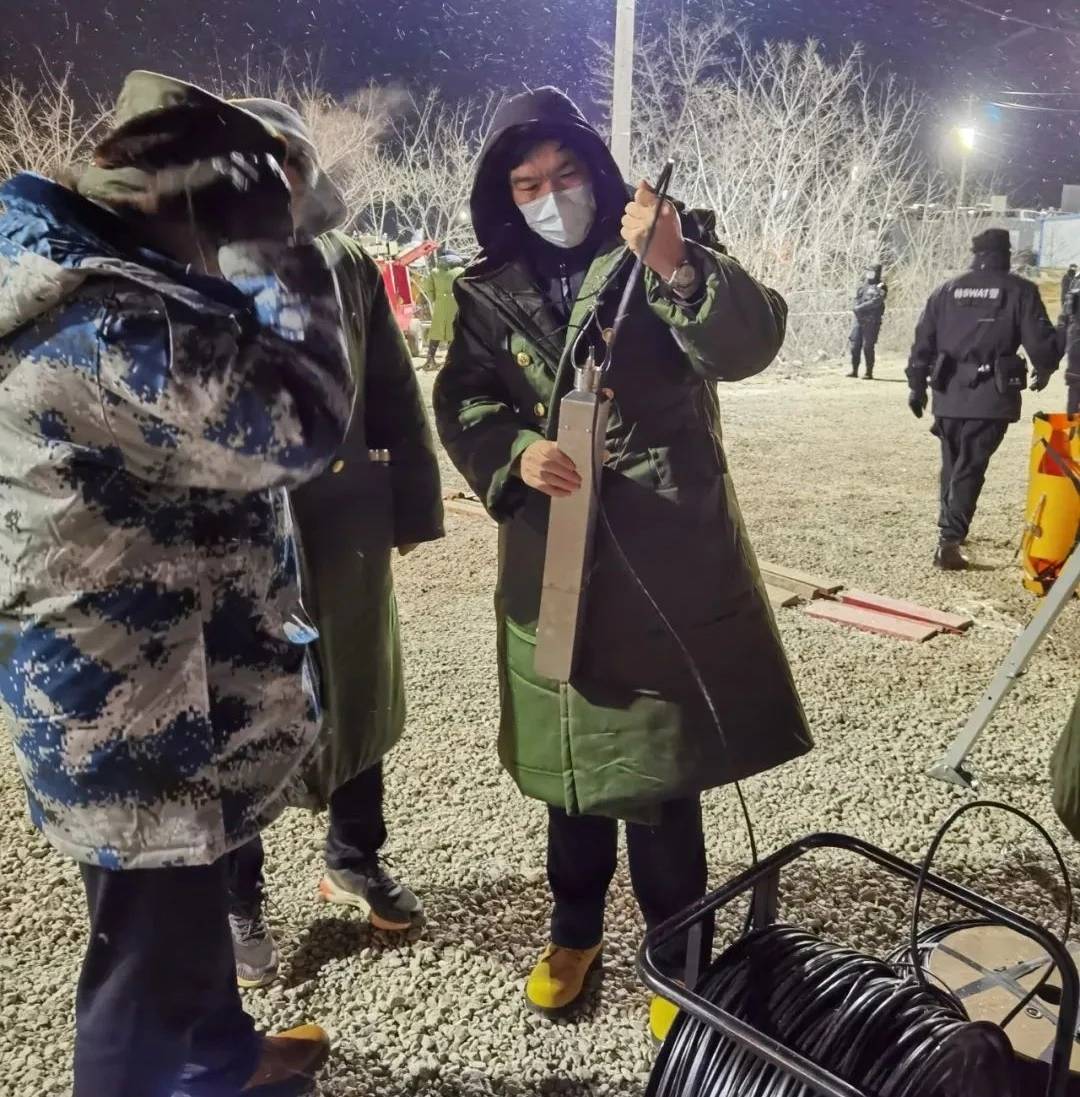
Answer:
[{"left": 518, "top": 183, "right": 597, "bottom": 249}]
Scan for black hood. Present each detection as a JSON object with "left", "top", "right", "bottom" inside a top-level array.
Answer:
[
  {"left": 470, "top": 87, "right": 628, "bottom": 263},
  {"left": 864, "top": 263, "right": 883, "bottom": 284}
]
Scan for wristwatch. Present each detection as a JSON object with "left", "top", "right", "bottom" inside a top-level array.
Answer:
[{"left": 666, "top": 258, "right": 700, "bottom": 298}]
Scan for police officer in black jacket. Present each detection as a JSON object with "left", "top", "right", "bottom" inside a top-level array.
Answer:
[
  {"left": 849, "top": 263, "right": 887, "bottom": 379},
  {"left": 906, "top": 228, "right": 1060, "bottom": 571}
]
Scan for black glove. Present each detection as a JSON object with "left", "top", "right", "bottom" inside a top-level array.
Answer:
[
  {"left": 185, "top": 153, "right": 294, "bottom": 245},
  {"left": 908, "top": 388, "right": 928, "bottom": 418},
  {"left": 1029, "top": 369, "right": 1052, "bottom": 393}
]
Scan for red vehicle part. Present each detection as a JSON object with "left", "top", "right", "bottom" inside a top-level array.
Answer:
[{"left": 376, "top": 240, "right": 439, "bottom": 340}]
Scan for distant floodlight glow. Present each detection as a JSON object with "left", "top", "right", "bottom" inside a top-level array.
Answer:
[{"left": 957, "top": 126, "right": 977, "bottom": 152}]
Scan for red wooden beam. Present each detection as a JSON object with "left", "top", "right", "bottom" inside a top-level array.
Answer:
[
  {"left": 805, "top": 601, "right": 940, "bottom": 642},
  {"left": 838, "top": 591, "right": 972, "bottom": 634}
]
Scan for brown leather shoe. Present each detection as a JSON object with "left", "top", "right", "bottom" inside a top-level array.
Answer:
[
  {"left": 241, "top": 1025, "right": 330, "bottom": 1096},
  {"left": 934, "top": 542, "right": 969, "bottom": 571}
]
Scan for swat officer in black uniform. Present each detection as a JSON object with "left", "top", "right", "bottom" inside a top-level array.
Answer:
[
  {"left": 849, "top": 263, "right": 887, "bottom": 379},
  {"left": 907, "top": 228, "right": 1060, "bottom": 571}
]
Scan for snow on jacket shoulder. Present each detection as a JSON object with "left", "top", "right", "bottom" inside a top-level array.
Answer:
[{"left": 0, "top": 173, "right": 352, "bottom": 869}]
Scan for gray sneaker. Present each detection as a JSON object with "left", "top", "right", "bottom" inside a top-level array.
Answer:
[
  {"left": 229, "top": 899, "right": 279, "bottom": 988},
  {"left": 318, "top": 861, "right": 422, "bottom": 931}
]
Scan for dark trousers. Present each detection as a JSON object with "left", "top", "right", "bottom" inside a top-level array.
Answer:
[
  {"left": 427, "top": 341, "right": 440, "bottom": 358},
  {"left": 228, "top": 761, "right": 387, "bottom": 908},
  {"left": 1069, "top": 385, "right": 1079, "bottom": 416},
  {"left": 850, "top": 320, "right": 878, "bottom": 374},
  {"left": 933, "top": 417, "right": 1009, "bottom": 544},
  {"left": 75, "top": 860, "right": 258, "bottom": 1097},
  {"left": 547, "top": 797, "right": 712, "bottom": 982}
]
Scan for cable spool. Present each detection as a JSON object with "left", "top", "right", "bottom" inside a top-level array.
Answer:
[
  {"left": 649, "top": 924, "right": 1017, "bottom": 1097},
  {"left": 643, "top": 805, "right": 1077, "bottom": 1097},
  {"left": 902, "top": 924, "right": 1080, "bottom": 1076}
]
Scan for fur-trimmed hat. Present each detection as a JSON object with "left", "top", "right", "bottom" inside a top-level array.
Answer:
[{"left": 971, "top": 228, "right": 1011, "bottom": 255}]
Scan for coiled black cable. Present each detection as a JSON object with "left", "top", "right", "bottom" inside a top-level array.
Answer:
[
  {"left": 648, "top": 802, "right": 1073, "bottom": 1097},
  {"left": 648, "top": 925, "right": 1017, "bottom": 1097}
]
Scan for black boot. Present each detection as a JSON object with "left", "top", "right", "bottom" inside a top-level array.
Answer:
[
  {"left": 848, "top": 365, "right": 859, "bottom": 378},
  {"left": 934, "top": 542, "right": 969, "bottom": 571},
  {"left": 862, "top": 370, "right": 874, "bottom": 380}
]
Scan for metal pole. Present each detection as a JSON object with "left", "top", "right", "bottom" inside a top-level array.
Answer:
[
  {"left": 611, "top": 0, "right": 635, "bottom": 179},
  {"left": 957, "top": 94, "right": 975, "bottom": 210},
  {"left": 927, "top": 541, "right": 1080, "bottom": 789}
]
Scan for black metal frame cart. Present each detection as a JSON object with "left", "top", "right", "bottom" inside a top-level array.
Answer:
[{"left": 638, "top": 832, "right": 1079, "bottom": 1097}]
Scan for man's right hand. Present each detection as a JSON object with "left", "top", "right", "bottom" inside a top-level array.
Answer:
[
  {"left": 519, "top": 441, "right": 582, "bottom": 497},
  {"left": 908, "top": 389, "right": 928, "bottom": 419}
]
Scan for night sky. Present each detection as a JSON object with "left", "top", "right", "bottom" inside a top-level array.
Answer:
[{"left": 3, "top": 0, "right": 1078, "bottom": 206}]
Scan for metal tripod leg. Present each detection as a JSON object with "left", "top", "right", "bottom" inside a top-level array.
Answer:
[{"left": 927, "top": 543, "right": 1080, "bottom": 789}]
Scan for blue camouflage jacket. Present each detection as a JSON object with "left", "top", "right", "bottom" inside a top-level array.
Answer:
[{"left": 0, "top": 173, "right": 352, "bottom": 868}]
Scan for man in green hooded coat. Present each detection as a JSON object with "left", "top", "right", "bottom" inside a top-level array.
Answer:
[
  {"left": 1051, "top": 685, "right": 1080, "bottom": 837},
  {"left": 434, "top": 88, "right": 812, "bottom": 1041},
  {"left": 224, "top": 100, "right": 444, "bottom": 987}
]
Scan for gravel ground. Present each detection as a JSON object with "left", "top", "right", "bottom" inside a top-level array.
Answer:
[{"left": 1, "top": 353, "right": 1078, "bottom": 1096}]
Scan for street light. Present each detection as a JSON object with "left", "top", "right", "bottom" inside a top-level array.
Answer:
[{"left": 957, "top": 126, "right": 977, "bottom": 153}]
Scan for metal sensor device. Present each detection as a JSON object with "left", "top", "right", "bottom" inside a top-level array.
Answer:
[{"left": 533, "top": 351, "right": 611, "bottom": 682}]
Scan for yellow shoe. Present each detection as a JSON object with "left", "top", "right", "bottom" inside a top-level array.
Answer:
[
  {"left": 524, "top": 943, "right": 603, "bottom": 1017},
  {"left": 650, "top": 995, "right": 680, "bottom": 1045},
  {"left": 241, "top": 1024, "right": 330, "bottom": 1093}
]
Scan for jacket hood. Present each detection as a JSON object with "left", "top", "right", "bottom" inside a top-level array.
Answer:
[
  {"left": 470, "top": 87, "right": 628, "bottom": 262},
  {"left": 0, "top": 173, "right": 244, "bottom": 340},
  {"left": 78, "top": 70, "right": 285, "bottom": 212},
  {"left": 230, "top": 97, "right": 349, "bottom": 238}
]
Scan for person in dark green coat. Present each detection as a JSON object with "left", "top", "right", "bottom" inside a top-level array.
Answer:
[
  {"left": 422, "top": 253, "right": 466, "bottom": 370},
  {"left": 224, "top": 100, "right": 445, "bottom": 987},
  {"left": 1051, "top": 685, "right": 1080, "bottom": 842},
  {"left": 434, "top": 88, "right": 812, "bottom": 1037}
]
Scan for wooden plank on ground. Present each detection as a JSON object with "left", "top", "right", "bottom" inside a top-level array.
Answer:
[
  {"left": 443, "top": 495, "right": 489, "bottom": 520},
  {"left": 838, "top": 590, "right": 973, "bottom": 634},
  {"left": 760, "top": 562, "right": 843, "bottom": 599},
  {"left": 762, "top": 574, "right": 820, "bottom": 600},
  {"left": 804, "top": 601, "right": 939, "bottom": 642},
  {"left": 765, "top": 584, "right": 801, "bottom": 610}
]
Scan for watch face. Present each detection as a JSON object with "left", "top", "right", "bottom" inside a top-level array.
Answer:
[{"left": 671, "top": 263, "right": 697, "bottom": 290}]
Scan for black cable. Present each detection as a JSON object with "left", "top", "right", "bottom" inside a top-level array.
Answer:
[
  {"left": 650, "top": 802, "right": 1074, "bottom": 1096},
  {"left": 649, "top": 925, "right": 1017, "bottom": 1097},
  {"left": 590, "top": 155, "right": 760, "bottom": 873},
  {"left": 908, "top": 799, "right": 1074, "bottom": 1032}
]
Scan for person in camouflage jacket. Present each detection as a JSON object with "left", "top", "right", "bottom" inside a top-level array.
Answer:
[{"left": 0, "top": 71, "right": 351, "bottom": 1097}]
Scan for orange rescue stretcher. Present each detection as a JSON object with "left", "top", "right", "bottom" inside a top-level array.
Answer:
[{"left": 1021, "top": 412, "right": 1080, "bottom": 595}]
